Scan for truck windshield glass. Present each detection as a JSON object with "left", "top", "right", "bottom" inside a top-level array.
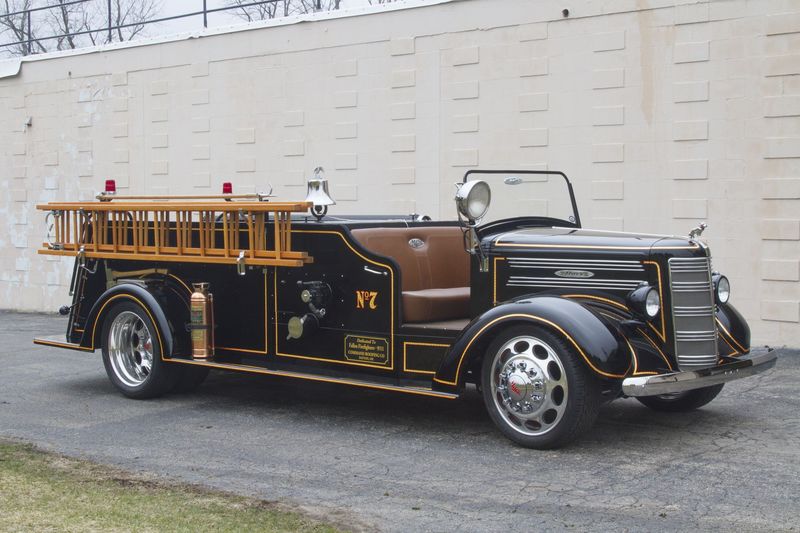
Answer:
[{"left": 463, "top": 170, "right": 579, "bottom": 226}]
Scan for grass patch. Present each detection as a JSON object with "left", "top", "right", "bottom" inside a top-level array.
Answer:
[{"left": 0, "top": 440, "right": 344, "bottom": 533}]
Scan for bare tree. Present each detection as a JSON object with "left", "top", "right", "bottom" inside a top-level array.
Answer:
[
  {"left": 0, "top": 0, "right": 161, "bottom": 57},
  {"left": 46, "top": 0, "right": 89, "bottom": 51},
  {"left": 2, "top": 0, "right": 398, "bottom": 58},
  {"left": 0, "top": 0, "right": 47, "bottom": 55},
  {"left": 225, "top": 0, "right": 340, "bottom": 21},
  {"left": 78, "top": 0, "right": 161, "bottom": 45},
  {"left": 109, "top": 0, "right": 160, "bottom": 42},
  {"left": 226, "top": 0, "right": 287, "bottom": 20},
  {"left": 296, "top": 0, "right": 340, "bottom": 11}
]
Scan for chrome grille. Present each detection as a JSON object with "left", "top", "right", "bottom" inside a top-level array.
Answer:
[{"left": 668, "top": 257, "right": 718, "bottom": 370}]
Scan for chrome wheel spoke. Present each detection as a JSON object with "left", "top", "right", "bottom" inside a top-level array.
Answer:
[
  {"left": 140, "top": 352, "right": 152, "bottom": 373},
  {"left": 490, "top": 335, "right": 569, "bottom": 437},
  {"left": 108, "top": 311, "right": 155, "bottom": 388}
]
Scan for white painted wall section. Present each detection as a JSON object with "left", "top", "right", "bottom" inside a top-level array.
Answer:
[{"left": 1, "top": 0, "right": 798, "bottom": 346}]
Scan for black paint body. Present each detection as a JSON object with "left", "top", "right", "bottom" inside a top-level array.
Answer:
[{"left": 58, "top": 210, "right": 751, "bottom": 396}]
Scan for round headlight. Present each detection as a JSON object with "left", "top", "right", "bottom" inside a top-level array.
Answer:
[
  {"left": 645, "top": 288, "right": 660, "bottom": 318},
  {"left": 714, "top": 274, "right": 730, "bottom": 304},
  {"left": 455, "top": 180, "right": 492, "bottom": 222},
  {"left": 627, "top": 284, "right": 660, "bottom": 320}
]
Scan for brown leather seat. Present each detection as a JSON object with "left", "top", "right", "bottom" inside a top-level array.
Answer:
[
  {"left": 350, "top": 226, "right": 470, "bottom": 323},
  {"left": 402, "top": 287, "right": 471, "bottom": 323}
]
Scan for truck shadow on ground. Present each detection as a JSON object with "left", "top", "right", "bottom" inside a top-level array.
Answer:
[{"left": 62, "top": 367, "right": 746, "bottom": 451}]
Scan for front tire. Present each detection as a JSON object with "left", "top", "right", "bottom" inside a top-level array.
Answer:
[
  {"left": 481, "top": 325, "right": 601, "bottom": 449},
  {"left": 636, "top": 384, "right": 724, "bottom": 412},
  {"left": 101, "top": 300, "right": 175, "bottom": 399}
]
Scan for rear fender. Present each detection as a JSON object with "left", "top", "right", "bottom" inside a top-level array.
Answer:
[
  {"left": 80, "top": 282, "right": 176, "bottom": 358},
  {"left": 432, "top": 296, "right": 632, "bottom": 392}
]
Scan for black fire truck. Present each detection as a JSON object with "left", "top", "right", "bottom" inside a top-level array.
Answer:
[{"left": 34, "top": 169, "right": 776, "bottom": 448}]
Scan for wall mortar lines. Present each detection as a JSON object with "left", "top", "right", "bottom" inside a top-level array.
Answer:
[
  {"left": 590, "top": 27, "right": 626, "bottom": 231},
  {"left": 0, "top": 0, "right": 796, "bottom": 345},
  {"left": 759, "top": 8, "right": 800, "bottom": 328}
]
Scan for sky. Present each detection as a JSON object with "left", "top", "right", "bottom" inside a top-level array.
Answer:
[
  {"left": 151, "top": 0, "right": 381, "bottom": 35},
  {"left": 128, "top": 1, "right": 376, "bottom": 37},
  {"left": 0, "top": 0, "right": 391, "bottom": 58}
]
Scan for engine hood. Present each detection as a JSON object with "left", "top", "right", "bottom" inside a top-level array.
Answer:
[{"left": 482, "top": 227, "right": 703, "bottom": 255}]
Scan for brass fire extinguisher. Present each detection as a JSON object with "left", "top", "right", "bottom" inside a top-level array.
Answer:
[{"left": 190, "top": 282, "right": 214, "bottom": 360}]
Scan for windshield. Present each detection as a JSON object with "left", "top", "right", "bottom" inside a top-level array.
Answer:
[{"left": 462, "top": 170, "right": 580, "bottom": 227}]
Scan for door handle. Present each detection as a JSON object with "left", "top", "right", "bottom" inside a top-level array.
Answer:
[{"left": 363, "top": 266, "right": 387, "bottom": 276}]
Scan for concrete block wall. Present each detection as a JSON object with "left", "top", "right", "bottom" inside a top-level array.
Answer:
[{"left": 0, "top": 0, "right": 798, "bottom": 346}]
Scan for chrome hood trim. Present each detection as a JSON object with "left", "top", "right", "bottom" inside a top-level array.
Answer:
[{"left": 488, "top": 227, "right": 702, "bottom": 252}]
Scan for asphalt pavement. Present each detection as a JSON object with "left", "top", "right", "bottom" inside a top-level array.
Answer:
[{"left": 1, "top": 311, "right": 798, "bottom": 532}]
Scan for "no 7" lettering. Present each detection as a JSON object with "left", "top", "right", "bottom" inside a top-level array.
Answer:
[{"left": 356, "top": 290, "right": 378, "bottom": 310}]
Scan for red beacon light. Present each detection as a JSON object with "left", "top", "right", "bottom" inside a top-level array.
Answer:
[
  {"left": 222, "top": 182, "right": 233, "bottom": 195},
  {"left": 98, "top": 179, "right": 117, "bottom": 200}
]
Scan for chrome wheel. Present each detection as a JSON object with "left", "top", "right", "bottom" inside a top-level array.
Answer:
[
  {"left": 489, "top": 335, "right": 568, "bottom": 437},
  {"left": 107, "top": 311, "right": 154, "bottom": 387}
]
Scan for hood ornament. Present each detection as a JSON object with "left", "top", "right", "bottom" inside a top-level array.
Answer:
[{"left": 688, "top": 222, "right": 707, "bottom": 240}]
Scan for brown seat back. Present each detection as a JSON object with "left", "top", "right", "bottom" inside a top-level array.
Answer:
[
  {"left": 424, "top": 229, "right": 470, "bottom": 289},
  {"left": 350, "top": 226, "right": 469, "bottom": 291}
]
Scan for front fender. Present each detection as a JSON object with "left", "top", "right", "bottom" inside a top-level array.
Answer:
[
  {"left": 432, "top": 296, "right": 632, "bottom": 392},
  {"left": 716, "top": 302, "right": 751, "bottom": 356},
  {"left": 79, "top": 282, "right": 175, "bottom": 357}
]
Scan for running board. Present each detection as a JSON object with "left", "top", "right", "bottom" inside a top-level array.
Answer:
[
  {"left": 33, "top": 335, "right": 94, "bottom": 352},
  {"left": 167, "top": 358, "right": 459, "bottom": 400}
]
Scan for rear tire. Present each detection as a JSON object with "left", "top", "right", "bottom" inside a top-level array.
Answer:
[
  {"left": 481, "top": 325, "right": 601, "bottom": 449},
  {"left": 101, "top": 300, "right": 175, "bottom": 399},
  {"left": 636, "top": 384, "right": 724, "bottom": 412}
]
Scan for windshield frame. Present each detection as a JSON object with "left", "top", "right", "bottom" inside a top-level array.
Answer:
[{"left": 462, "top": 169, "right": 582, "bottom": 229}]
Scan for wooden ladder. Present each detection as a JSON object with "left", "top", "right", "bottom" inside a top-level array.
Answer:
[{"left": 37, "top": 198, "right": 313, "bottom": 268}]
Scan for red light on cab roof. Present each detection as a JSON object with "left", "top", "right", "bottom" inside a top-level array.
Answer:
[
  {"left": 105, "top": 179, "right": 116, "bottom": 193},
  {"left": 222, "top": 182, "right": 233, "bottom": 194}
]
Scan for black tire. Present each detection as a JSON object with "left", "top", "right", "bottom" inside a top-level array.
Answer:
[
  {"left": 636, "top": 384, "right": 724, "bottom": 412},
  {"left": 481, "top": 325, "right": 601, "bottom": 449},
  {"left": 101, "top": 300, "right": 176, "bottom": 399},
  {"left": 171, "top": 365, "right": 210, "bottom": 393}
]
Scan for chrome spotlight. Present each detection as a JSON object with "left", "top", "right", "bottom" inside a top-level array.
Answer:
[
  {"left": 305, "top": 166, "right": 335, "bottom": 221},
  {"left": 455, "top": 180, "right": 491, "bottom": 223}
]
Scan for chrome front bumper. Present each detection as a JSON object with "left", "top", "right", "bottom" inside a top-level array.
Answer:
[{"left": 622, "top": 348, "right": 778, "bottom": 397}]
